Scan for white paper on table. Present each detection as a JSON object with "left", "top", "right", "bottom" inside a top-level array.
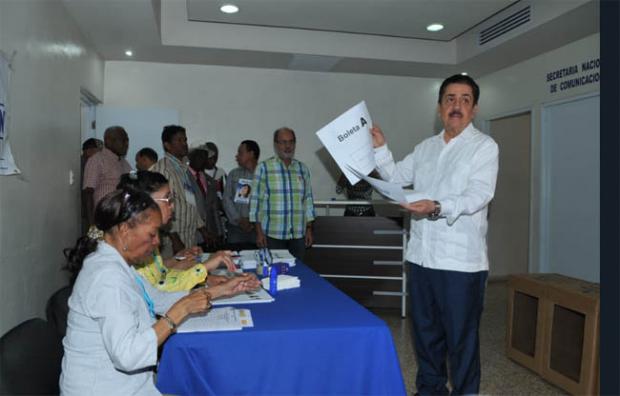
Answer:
[
  {"left": 177, "top": 307, "right": 253, "bottom": 333},
  {"left": 237, "top": 249, "right": 297, "bottom": 270},
  {"left": 316, "top": 101, "right": 375, "bottom": 185},
  {"left": 211, "top": 286, "right": 274, "bottom": 305},
  {"left": 346, "top": 165, "right": 428, "bottom": 203}
]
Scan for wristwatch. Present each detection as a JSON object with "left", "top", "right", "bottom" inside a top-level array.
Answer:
[{"left": 428, "top": 200, "right": 441, "bottom": 220}]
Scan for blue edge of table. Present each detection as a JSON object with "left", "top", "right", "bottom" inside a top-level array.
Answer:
[{"left": 156, "top": 261, "right": 407, "bottom": 396}]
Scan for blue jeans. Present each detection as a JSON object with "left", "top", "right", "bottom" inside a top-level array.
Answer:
[{"left": 408, "top": 263, "right": 488, "bottom": 395}]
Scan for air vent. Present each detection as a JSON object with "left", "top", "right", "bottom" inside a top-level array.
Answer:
[{"left": 479, "top": 5, "right": 531, "bottom": 46}]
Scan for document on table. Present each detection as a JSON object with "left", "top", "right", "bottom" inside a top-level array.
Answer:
[
  {"left": 347, "top": 165, "right": 428, "bottom": 204},
  {"left": 177, "top": 307, "right": 254, "bottom": 333},
  {"left": 211, "top": 286, "right": 275, "bottom": 305},
  {"left": 316, "top": 101, "right": 375, "bottom": 185}
]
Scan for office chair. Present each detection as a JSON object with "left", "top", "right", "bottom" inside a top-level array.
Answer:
[
  {"left": 46, "top": 285, "right": 73, "bottom": 337},
  {"left": 0, "top": 318, "right": 63, "bottom": 395}
]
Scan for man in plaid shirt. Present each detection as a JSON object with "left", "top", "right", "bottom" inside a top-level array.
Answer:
[{"left": 249, "top": 127, "right": 315, "bottom": 260}]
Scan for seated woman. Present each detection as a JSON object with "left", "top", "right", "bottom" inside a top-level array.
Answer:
[
  {"left": 60, "top": 189, "right": 259, "bottom": 395},
  {"left": 117, "top": 171, "right": 236, "bottom": 292}
]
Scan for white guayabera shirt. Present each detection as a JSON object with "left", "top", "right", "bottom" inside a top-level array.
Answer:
[{"left": 374, "top": 123, "right": 499, "bottom": 273}]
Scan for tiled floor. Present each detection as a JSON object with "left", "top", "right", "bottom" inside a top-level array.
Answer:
[{"left": 372, "top": 281, "right": 567, "bottom": 395}]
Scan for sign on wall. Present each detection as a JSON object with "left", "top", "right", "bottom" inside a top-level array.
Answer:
[
  {"left": 546, "top": 57, "right": 600, "bottom": 94},
  {"left": 0, "top": 52, "right": 19, "bottom": 175}
]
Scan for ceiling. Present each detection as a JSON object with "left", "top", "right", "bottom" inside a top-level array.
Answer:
[{"left": 61, "top": 0, "right": 599, "bottom": 78}]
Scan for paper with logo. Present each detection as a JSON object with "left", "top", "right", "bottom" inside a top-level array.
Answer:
[
  {"left": 177, "top": 307, "right": 254, "bottom": 333},
  {"left": 233, "top": 178, "right": 252, "bottom": 204},
  {"left": 316, "top": 101, "right": 375, "bottom": 185},
  {"left": 346, "top": 165, "right": 428, "bottom": 203},
  {"left": 0, "top": 52, "right": 19, "bottom": 175}
]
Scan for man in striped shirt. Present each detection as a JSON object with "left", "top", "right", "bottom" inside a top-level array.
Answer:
[
  {"left": 249, "top": 127, "right": 315, "bottom": 260},
  {"left": 82, "top": 126, "right": 131, "bottom": 226}
]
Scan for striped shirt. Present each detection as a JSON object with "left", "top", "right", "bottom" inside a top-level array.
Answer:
[
  {"left": 82, "top": 147, "right": 132, "bottom": 207},
  {"left": 150, "top": 153, "right": 204, "bottom": 248},
  {"left": 249, "top": 156, "right": 315, "bottom": 240}
]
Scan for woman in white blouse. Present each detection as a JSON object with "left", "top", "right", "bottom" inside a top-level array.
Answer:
[{"left": 60, "top": 189, "right": 255, "bottom": 395}]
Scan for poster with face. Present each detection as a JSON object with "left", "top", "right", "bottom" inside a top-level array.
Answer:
[{"left": 234, "top": 178, "right": 252, "bottom": 204}]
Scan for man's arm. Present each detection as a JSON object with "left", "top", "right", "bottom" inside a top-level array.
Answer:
[
  {"left": 371, "top": 126, "right": 416, "bottom": 185},
  {"left": 436, "top": 139, "right": 499, "bottom": 225},
  {"left": 222, "top": 171, "right": 240, "bottom": 225},
  {"left": 82, "top": 188, "right": 95, "bottom": 226},
  {"left": 249, "top": 164, "right": 266, "bottom": 247}
]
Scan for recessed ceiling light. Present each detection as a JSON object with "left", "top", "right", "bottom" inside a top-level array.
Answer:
[
  {"left": 125, "top": 49, "right": 133, "bottom": 57},
  {"left": 461, "top": 72, "right": 468, "bottom": 76},
  {"left": 220, "top": 4, "right": 239, "bottom": 14},
  {"left": 426, "top": 23, "right": 444, "bottom": 32}
]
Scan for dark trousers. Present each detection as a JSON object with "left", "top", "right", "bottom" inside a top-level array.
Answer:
[
  {"left": 266, "top": 237, "right": 306, "bottom": 261},
  {"left": 409, "top": 263, "right": 488, "bottom": 395}
]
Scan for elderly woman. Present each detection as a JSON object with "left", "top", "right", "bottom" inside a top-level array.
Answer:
[
  {"left": 60, "top": 189, "right": 257, "bottom": 395},
  {"left": 117, "top": 170, "right": 238, "bottom": 291}
]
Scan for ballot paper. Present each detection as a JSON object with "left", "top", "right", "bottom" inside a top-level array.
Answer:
[
  {"left": 261, "top": 275, "right": 301, "bottom": 291},
  {"left": 347, "top": 165, "right": 428, "bottom": 203},
  {"left": 177, "top": 307, "right": 254, "bottom": 333},
  {"left": 316, "top": 101, "right": 375, "bottom": 185},
  {"left": 211, "top": 286, "right": 275, "bottom": 305},
  {"left": 237, "top": 249, "right": 297, "bottom": 270}
]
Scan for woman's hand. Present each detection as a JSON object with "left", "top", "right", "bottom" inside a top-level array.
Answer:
[
  {"left": 206, "top": 274, "right": 229, "bottom": 286},
  {"left": 204, "top": 250, "right": 236, "bottom": 272},
  {"left": 165, "top": 288, "right": 212, "bottom": 326},
  {"left": 207, "top": 274, "right": 261, "bottom": 300}
]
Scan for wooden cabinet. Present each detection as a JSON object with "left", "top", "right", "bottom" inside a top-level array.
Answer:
[{"left": 305, "top": 215, "right": 407, "bottom": 315}]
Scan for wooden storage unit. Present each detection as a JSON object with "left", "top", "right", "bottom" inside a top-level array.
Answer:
[
  {"left": 506, "top": 274, "right": 599, "bottom": 395},
  {"left": 305, "top": 215, "right": 407, "bottom": 315}
]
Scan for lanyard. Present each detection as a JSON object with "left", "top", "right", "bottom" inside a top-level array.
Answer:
[{"left": 134, "top": 274, "right": 156, "bottom": 319}]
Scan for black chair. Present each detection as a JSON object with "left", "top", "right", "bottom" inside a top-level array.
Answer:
[
  {"left": 46, "top": 285, "right": 73, "bottom": 338},
  {"left": 0, "top": 318, "right": 63, "bottom": 395}
]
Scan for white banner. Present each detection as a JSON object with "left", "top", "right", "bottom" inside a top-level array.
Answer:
[{"left": 0, "top": 53, "right": 19, "bottom": 175}]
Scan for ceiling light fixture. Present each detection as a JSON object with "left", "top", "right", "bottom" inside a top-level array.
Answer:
[
  {"left": 461, "top": 72, "right": 468, "bottom": 76},
  {"left": 125, "top": 49, "right": 133, "bottom": 57},
  {"left": 220, "top": 4, "right": 239, "bottom": 14},
  {"left": 426, "top": 23, "right": 444, "bottom": 32}
]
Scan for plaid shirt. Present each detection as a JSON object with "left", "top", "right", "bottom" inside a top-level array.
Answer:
[{"left": 249, "top": 156, "right": 315, "bottom": 240}]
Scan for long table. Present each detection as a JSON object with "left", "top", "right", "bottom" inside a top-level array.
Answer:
[{"left": 156, "top": 262, "right": 406, "bottom": 395}]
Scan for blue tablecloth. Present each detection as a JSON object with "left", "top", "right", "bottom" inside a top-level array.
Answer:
[{"left": 156, "top": 262, "right": 406, "bottom": 395}]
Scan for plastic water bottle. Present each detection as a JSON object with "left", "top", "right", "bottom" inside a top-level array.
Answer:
[{"left": 269, "top": 265, "right": 278, "bottom": 296}]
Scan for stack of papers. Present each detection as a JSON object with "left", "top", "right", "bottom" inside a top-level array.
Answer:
[
  {"left": 237, "top": 249, "right": 297, "bottom": 270},
  {"left": 177, "top": 307, "right": 253, "bottom": 333},
  {"left": 211, "top": 286, "right": 275, "bottom": 305},
  {"left": 261, "top": 275, "right": 301, "bottom": 291}
]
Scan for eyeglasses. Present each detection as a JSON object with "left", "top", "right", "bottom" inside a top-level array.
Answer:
[{"left": 154, "top": 193, "right": 175, "bottom": 205}]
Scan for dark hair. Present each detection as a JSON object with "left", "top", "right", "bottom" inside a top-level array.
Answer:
[
  {"left": 161, "top": 125, "right": 186, "bottom": 144},
  {"left": 205, "top": 142, "right": 218, "bottom": 156},
  {"left": 117, "top": 171, "right": 168, "bottom": 195},
  {"left": 438, "top": 74, "right": 480, "bottom": 105},
  {"left": 63, "top": 189, "right": 158, "bottom": 283},
  {"left": 241, "top": 140, "right": 260, "bottom": 160},
  {"left": 82, "top": 138, "right": 101, "bottom": 151},
  {"left": 273, "top": 127, "right": 296, "bottom": 143},
  {"left": 136, "top": 147, "right": 158, "bottom": 162},
  {"left": 188, "top": 148, "right": 209, "bottom": 163}
]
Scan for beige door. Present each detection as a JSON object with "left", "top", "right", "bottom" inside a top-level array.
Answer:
[{"left": 487, "top": 112, "right": 531, "bottom": 277}]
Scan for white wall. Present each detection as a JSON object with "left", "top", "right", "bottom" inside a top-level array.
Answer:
[
  {"left": 0, "top": 0, "right": 104, "bottom": 335},
  {"left": 103, "top": 62, "right": 441, "bottom": 201},
  {"left": 477, "top": 33, "right": 600, "bottom": 278}
]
